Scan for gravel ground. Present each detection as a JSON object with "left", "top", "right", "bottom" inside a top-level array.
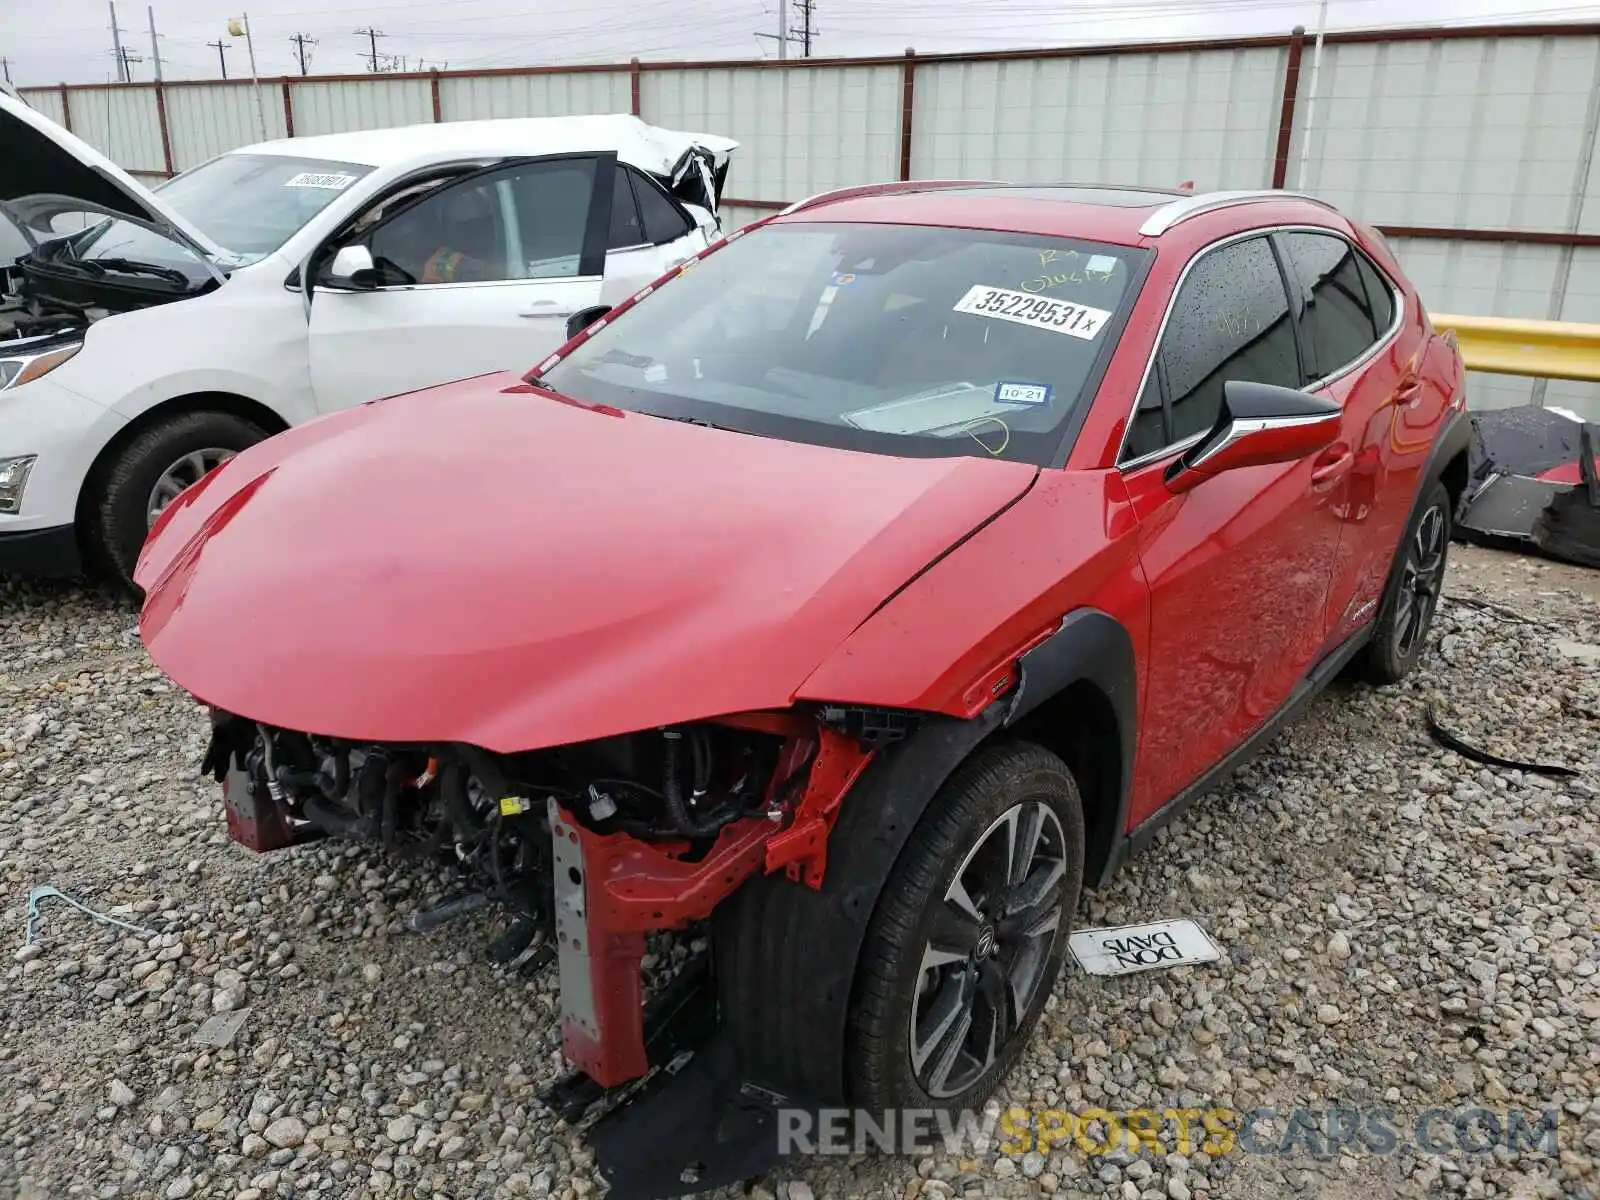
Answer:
[{"left": 2, "top": 544, "right": 1597, "bottom": 1200}]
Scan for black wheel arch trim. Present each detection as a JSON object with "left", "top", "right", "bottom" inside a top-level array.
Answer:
[
  {"left": 1002, "top": 606, "right": 1138, "bottom": 884},
  {"left": 713, "top": 702, "right": 1009, "bottom": 1107},
  {"left": 1413, "top": 405, "right": 1472, "bottom": 527}
]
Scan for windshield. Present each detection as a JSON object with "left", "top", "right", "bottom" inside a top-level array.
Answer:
[
  {"left": 76, "top": 153, "right": 374, "bottom": 269},
  {"left": 540, "top": 221, "right": 1149, "bottom": 465}
]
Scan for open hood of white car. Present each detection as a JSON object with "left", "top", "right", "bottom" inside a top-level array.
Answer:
[{"left": 0, "top": 87, "right": 226, "bottom": 261}]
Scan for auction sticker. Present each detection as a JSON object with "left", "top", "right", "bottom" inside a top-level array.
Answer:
[
  {"left": 284, "top": 172, "right": 358, "bottom": 190},
  {"left": 953, "top": 285, "right": 1112, "bottom": 340},
  {"left": 1068, "top": 919, "right": 1223, "bottom": 976}
]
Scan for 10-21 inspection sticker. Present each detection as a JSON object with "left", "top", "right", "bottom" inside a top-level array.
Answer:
[{"left": 953, "top": 285, "right": 1112, "bottom": 340}]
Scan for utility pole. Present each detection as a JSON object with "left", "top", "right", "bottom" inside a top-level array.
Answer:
[
  {"left": 777, "top": 0, "right": 788, "bottom": 59},
  {"left": 207, "top": 39, "right": 230, "bottom": 78},
  {"left": 112, "top": 44, "right": 144, "bottom": 80},
  {"left": 147, "top": 5, "right": 162, "bottom": 81},
  {"left": 0, "top": 58, "right": 12, "bottom": 84},
  {"left": 1295, "top": 0, "right": 1330, "bottom": 190},
  {"left": 227, "top": 15, "right": 268, "bottom": 140},
  {"left": 108, "top": 0, "right": 127, "bottom": 82},
  {"left": 795, "top": 0, "right": 815, "bottom": 57},
  {"left": 354, "top": 27, "right": 386, "bottom": 73},
  {"left": 289, "top": 32, "right": 317, "bottom": 75}
]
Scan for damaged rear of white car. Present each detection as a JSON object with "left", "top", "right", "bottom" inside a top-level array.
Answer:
[{"left": 0, "top": 89, "right": 736, "bottom": 584}]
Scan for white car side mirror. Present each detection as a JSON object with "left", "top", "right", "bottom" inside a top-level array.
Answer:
[{"left": 327, "top": 244, "right": 377, "bottom": 287}]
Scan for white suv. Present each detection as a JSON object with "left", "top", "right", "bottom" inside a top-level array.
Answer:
[{"left": 0, "top": 90, "right": 735, "bottom": 584}]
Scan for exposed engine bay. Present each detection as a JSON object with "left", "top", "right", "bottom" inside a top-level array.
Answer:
[
  {"left": 203, "top": 715, "right": 795, "bottom": 964},
  {"left": 199, "top": 704, "right": 887, "bottom": 1100},
  {"left": 1, "top": 208, "right": 211, "bottom": 347}
]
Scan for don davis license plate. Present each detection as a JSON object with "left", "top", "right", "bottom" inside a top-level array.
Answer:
[{"left": 1067, "top": 919, "right": 1223, "bottom": 976}]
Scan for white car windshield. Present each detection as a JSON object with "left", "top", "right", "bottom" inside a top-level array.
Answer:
[
  {"left": 75, "top": 153, "right": 373, "bottom": 270},
  {"left": 540, "top": 221, "right": 1150, "bottom": 466}
]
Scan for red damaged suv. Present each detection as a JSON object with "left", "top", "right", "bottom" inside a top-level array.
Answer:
[{"left": 135, "top": 182, "right": 1468, "bottom": 1197}]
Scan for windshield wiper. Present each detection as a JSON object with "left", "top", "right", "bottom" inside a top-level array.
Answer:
[{"left": 71, "top": 257, "right": 193, "bottom": 288}]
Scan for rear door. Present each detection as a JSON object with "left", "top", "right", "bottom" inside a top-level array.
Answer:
[
  {"left": 599, "top": 163, "right": 708, "bottom": 305},
  {"left": 1119, "top": 233, "right": 1343, "bottom": 826},
  {"left": 306, "top": 153, "right": 615, "bottom": 412},
  {"left": 1274, "top": 230, "right": 1415, "bottom": 643}
]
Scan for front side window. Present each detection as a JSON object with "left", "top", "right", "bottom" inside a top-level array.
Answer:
[
  {"left": 1155, "top": 236, "right": 1301, "bottom": 446},
  {"left": 1280, "top": 231, "right": 1385, "bottom": 381},
  {"left": 540, "top": 221, "right": 1149, "bottom": 466},
  {"left": 365, "top": 157, "right": 599, "bottom": 285}
]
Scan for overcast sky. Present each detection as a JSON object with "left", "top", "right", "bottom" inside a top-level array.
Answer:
[{"left": 2, "top": 0, "right": 1593, "bottom": 86}]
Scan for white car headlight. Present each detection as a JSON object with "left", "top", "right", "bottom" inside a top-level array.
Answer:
[
  {"left": 0, "top": 455, "right": 36, "bottom": 513},
  {"left": 0, "top": 343, "right": 82, "bottom": 391}
]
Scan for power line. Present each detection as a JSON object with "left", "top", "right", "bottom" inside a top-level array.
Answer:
[
  {"left": 206, "top": 38, "right": 230, "bottom": 78},
  {"left": 289, "top": 32, "right": 318, "bottom": 74}
]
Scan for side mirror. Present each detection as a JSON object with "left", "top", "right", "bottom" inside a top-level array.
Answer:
[
  {"left": 1165, "top": 380, "right": 1341, "bottom": 495},
  {"left": 566, "top": 304, "right": 612, "bottom": 341},
  {"left": 324, "top": 244, "right": 379, "bottom": 289}
]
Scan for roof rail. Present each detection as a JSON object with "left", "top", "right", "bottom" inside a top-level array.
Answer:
[
  {"left": 1138, "top": 189, "right": 1340, "bottom": 237},
  {"left": 778, "top": 179, "right": 1005, "bottom": 217}
]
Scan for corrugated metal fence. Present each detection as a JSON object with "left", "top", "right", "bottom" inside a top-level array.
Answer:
[{"left": 21, "top": 22, "right": 1600, "bottom": 419}]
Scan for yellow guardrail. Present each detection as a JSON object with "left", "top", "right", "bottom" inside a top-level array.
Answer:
[{"left": 1432, "top": 313, "right": 1600, "bottom": 383}]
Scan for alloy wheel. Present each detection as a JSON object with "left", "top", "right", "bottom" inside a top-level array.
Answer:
[
  {"left": 146, "top": 448, "right": 236, "bottom": 529},
  {"left": 909, "top": 800, "right": 1069, "bottom": 1099},
  {"left": 1394, "top": 501, "right": 1447, "bottom": 659}
]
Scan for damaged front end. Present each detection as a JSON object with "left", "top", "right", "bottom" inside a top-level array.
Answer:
[{"left": 201, "top": 704, "right": 884, "bottom": 1101}]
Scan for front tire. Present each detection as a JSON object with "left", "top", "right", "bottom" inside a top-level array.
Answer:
[
  {"left": 1357, "top": 479, "right": 1453, "bottom": 685},
  {"left": 87, "top": 411, "right": 266, "bottom": 589},
  {"left": 848, "top": 742, "right": 1085, "bottom": 1112}
]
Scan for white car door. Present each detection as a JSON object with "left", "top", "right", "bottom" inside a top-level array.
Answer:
[
  {"left": 598, "top": 163, "right": 710, "bottom": 306},
  {"left": 306, "top": 153, "right": 617, "bottom": 412}
]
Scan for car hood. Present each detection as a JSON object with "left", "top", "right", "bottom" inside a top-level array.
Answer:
[
  {"left": 136, "top": 375, "right": 1038, "bottom": 752},
  {"left": 0, "top": 88, "right": 225, "bottom": 264}
]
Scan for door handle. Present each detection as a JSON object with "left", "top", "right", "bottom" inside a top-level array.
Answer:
[
  {"left": 1311, "top": 445, "right": 1355, "bottom": 489},
  {"left": 519, "top": 306, "right": 573, "bottom": 319}
]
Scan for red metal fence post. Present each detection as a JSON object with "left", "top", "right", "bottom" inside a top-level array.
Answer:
[
  {"left": 899, "top": 48, "right": 916, "bottom": 181},
  {"left": 58, "top": 84, "right": 73, "bottom": 131},
  {"left": 430, "top": 70, "right": 443, "bottom": 122},
  {"left": 631, "top": 58, "right": 642, "bottom": 117},
  {"left": 154, "top": 82, "right": 175, "bottom": 175},
  {"left": 282, "top": 82, "right": 295, "bottom": 137},
  {"left": 1271, "top": 26, "right": 1306, "bottom": 189}
]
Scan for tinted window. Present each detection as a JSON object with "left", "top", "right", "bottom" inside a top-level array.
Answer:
[
  {"left": 1356, "top": 251, "right": 1395, "bottom": 336},
  {"left": 368, "top": 175, "right": 510, "bottom": 284},
  {"left": 507, "top": 158, "right": 599, "bottom": 278},
  {"left": 1158, "top": 236, "right": 1301, "bottom": 443},
  {"left": 609, "top": 165, "right": 645, "bottom": 249},
  {"left": 631, "top": 169, "right": 693, "bottom": 244},
  {"left": 1282, "top": 232, "right": 1381, "bottom": 381},
  {"left": 1126, "top": 373, "right": 1167, "bottom": 461},
  {"left": 542, "top": 222, "right": 1148, "bottom": 467}
]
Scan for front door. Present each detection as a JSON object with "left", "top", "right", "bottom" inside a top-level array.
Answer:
[
  {"left": 1120, "top": 233, "right": 1343, "bottom": 825},
  {"left": 307, "top": 153, "right": 616, "bottom": 412}
]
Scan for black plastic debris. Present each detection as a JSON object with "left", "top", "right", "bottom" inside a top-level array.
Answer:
[
  {"left": 1424, "top": 706, "right": 1579, "bottom": 778},
  {"left": 1457, "top": 406, "right": 1600, "bottom": 568}
]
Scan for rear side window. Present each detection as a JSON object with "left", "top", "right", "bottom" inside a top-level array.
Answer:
[
  {"left": 608, "top": 165, "right": 645, "bottom": 249},
  {"left": 1356, "top": 252, "right": 1395, "bottom": 336},
  {"left": 1154, "top": 236, "right": 1302, "bottom": 446},
  {"left": 629, "top": 168, "right": 693, "bottom": 244},
  {"left": 1280, "top": 232, "right": 1386, "bottom": 382}
]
